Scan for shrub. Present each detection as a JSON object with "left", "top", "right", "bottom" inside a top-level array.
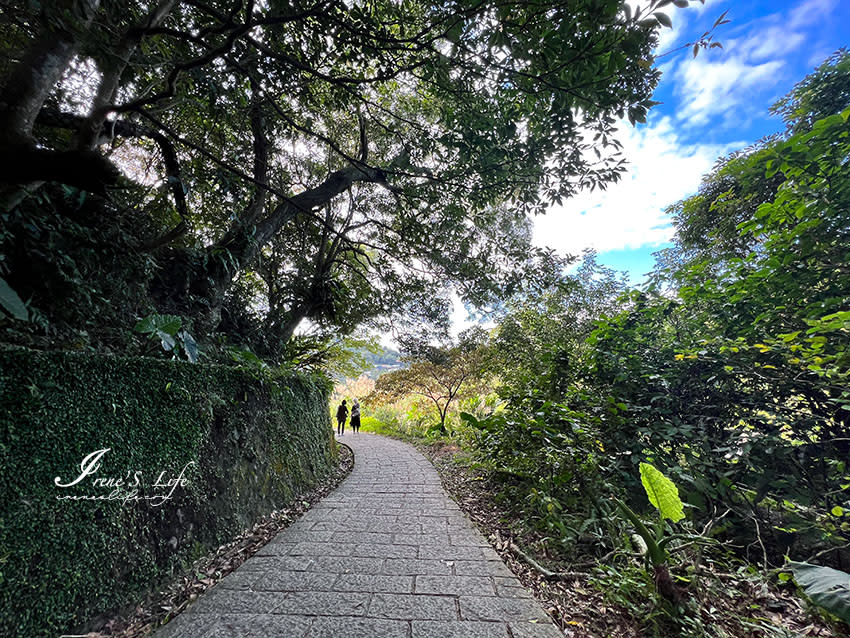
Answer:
[{"left": 0, "top": 349, "right": 335, "bottom": 637}]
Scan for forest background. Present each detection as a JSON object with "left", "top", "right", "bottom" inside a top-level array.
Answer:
[{"left": 1, "top": 0, "right": 849, "bottom": 635}]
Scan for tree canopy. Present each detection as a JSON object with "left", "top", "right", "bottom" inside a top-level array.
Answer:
[{"left": 0, "top": 0, "right": 681, "bottom": 361}]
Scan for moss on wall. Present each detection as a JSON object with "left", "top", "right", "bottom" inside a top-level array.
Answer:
[{"left": 0, "top": 349, "right": 335, "bottom": 637}]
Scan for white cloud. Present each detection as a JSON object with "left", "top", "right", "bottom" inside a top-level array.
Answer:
[
  {"left": 651, "top": 0, "right": 724, "bottom": 55},
  {"left": 789, "top": 0, "right": 837, "bottom": 28},
  {"left": 668, "top": 0, "right": 838, "bottom": 125},
  {"left": 532, "top": 116, "right": 739, "bottom": 255},
  {"left": 674, "top": 55, "right": 784, "bottom": 125},
  {"left": 529, "top": 0, "right": 834, "bottom": 262},
  {"left": 737, "top": 27, "right": 806, "bottom": 62}
]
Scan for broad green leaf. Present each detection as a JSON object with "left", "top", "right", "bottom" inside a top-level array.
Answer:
[
  {"left": 0, "top": 277, "right": 28, "bottom": 321},
  {"left": 180, "top": 330, "right": 199, "bottom": 363},
  {"left": 134, "top": 314, "right": 182, "bottom": 337},
  {"left": 654, "top": 12, "right": 672, "bottom": 28},
  {"left": 788, "top": 562, "right": 850, "bottom": 623},
  {"left": 156, "top": 330, "right": 176, "bottom": 351},
  {"left": 639, "top": 462, "right": 685, "bottom": 522}
]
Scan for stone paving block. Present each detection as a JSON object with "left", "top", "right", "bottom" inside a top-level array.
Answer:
[
  {"left": 351, "top": 543, "right": 417, "bottom": 558},
  {"left": 417, "top": 508, "right": 461, "bottom": 517},
  {"left": 346, "top": 512, "right": 398, "bottom": 522},
  {"left": 310, "top": 521, "right": 342, "bottom": 532},
  {"left": 459, "top": 596, "right": 551, "bottom": 623},
  {"left": 206, "top": 613, "right": 312, "bottom": 637},
  {"left": 217, "top": 569, "right": 261, "bottom": 591},
  {"left": 454, "top": 559, "right": 513, "bottom": 577},
  {"left": 251, "top": 570, "right": 339, "bottom": 592},
  {"left": 393, "top": 533, "right": 452, "bottom": 547},
  {"left": 415, "top": 574, "right": 496, "bottom": 596},
  {"left": 301, "top": 508, "right": 347, "bottom": 522},
  {"left": 363, "top": 520, "right": 411, "bottom": 533},
  {"left": 381, "top": 558, "right": 453, "bottom": 575},
  {"left": 241, "top": 555, "right": 316, "bottom": 572},
  {"left": 185, "top": 588, "right": 283, "bottom": 615},
  {"left": 255, "top": 541, "right": 297, "bottom": 556},
  {"left": 306, "top": 555, "right": 385, "bottom": 574},
  {"left": 273, "top": 591, "right": 370, "bottom": 616},
  {"left": 155, "top": 434, "right": 562, "bottom": 638},
  {"left": 418, "top": 545, "right": 490, "bottom": 560},
  {"left": 307, "top": 616, "right": 409, "bottom": 638},
  {"left": 481, "top": 546, "right": 501, "bottom": 561},
  {"left": 493, "top": 577, "right": 533, "bottom": 598},
  {"left": 347, "top": 531, "right": 394, "bottom": 544},
  {"left": 411, "top": 620, "right": 509, "bottom": 638},
  {"left": 335, "top": 573, "right": 414, "bottom": 594},
  {"left": 367, "top": 593, "right": 457, "bottom": 620},
  {"left": 152, "top": 612, "right": 219, "bottom": 638},
  {"left": 449, "top": 532, "right": 490, "bottom": 547},
  {"left": 282, "top": 520, "right": 315, "bottom": 533},
  {"left": 280, "top": 530, "right": 335, "bottom": 543},
  {"left": 290, "top": 541, "right": 354, "bottom": 557}
]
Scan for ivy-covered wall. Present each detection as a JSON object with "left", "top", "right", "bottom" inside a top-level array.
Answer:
[{"left": 0, "top": 349, "right": 336, "bottom": 637}]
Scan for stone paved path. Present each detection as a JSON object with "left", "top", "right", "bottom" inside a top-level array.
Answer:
[{"left": 156, "top": 433, "right": 563, "bottom": 637}]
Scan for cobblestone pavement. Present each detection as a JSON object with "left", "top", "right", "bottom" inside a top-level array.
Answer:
[{"left": 156, "top": 433, "right": 564, "bottom": 637}]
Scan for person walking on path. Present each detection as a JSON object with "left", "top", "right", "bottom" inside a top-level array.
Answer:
[
  {"left": 350, "top": 400, "right": 361, "bottom": 434},
  {"left": 336, "top": 400, "right": 348, "bottom": 435}
]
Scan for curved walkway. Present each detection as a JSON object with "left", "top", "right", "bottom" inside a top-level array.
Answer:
[{"left": 157, "top": 433, "right": 563, "bottom": 638}]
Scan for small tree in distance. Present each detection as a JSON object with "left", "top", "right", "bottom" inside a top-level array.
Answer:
[{"left": 368, "top": 329, "right": 491, "bottom": 434}]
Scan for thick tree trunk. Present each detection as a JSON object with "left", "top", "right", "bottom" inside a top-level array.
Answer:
[
  {"left": 0, "top": 37, "right": 75, "bottom": 145},
  {"left": 0, "top": 0, "right": 102, "bottom": 209},
  {"left": 0, "top": 0, "right": 100, "bottom": 144},
  {"left": 153, "top": 161, "right": 388, "bottom": 322},
  {"left": 278, "top": 307, "right": 308, "bottom": 344},
  {"left": 76, "top": 0, "right": 176, "bottom": 150}
]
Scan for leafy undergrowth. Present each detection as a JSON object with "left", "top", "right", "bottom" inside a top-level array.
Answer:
[
  {"left": 418, "top": 440, "right": 843, "bottom": 638},
  {"left": 85, "top": 443, "right": 354, "bottom": 637}
]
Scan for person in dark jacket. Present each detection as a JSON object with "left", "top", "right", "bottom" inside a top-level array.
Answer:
[
  {"left": 350, "top": 400, "right": 361, "bottom": 434},
  {"left": 336, "top": 400, "right": 348, "bottom": 435}
]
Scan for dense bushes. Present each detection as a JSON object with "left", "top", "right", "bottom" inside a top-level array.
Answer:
[
  {"left": 473, "top": 55, "right": 850, "bottom": 566},
  {"left": 0, "top": 349, "right": 335, "bottom": 637},
  {"left": 362, "top": 54, "right": 850, "bottom": 634}
]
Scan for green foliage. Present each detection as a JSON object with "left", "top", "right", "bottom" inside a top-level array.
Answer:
[
  {"left": 0, "top": 349, "right": 335, "bottom": 638},
  {"left": 461, "top": 53, "right": 850, "bottom": 631},
  {"left": 614, "top": 464, "right": 689, "bottom": 572},
  {"left": 640, "top": 462, "right": 685, "bottom": 524},
  {"left": 0, "top": 185, "right": 157, "bottom": 350},
  {"left": 227, "top": 346, "right": 269, "bottom": 370},
  {"left": 0, "top": 276, "right": 28, "bottom": 321},
  {"left": 787, "top": 561, "right": 850, "bottom": 624},
  {"left": 370, "top": 334, "right": 491, "bottom": 433},
  {"left": 771, "top": 49, "right": 850, "bottom": 134},
  {"left": 466, "top": 395, "right": 617, "bottom": 553},
  {"left": 359, "top": 415, "right": 398, "bottom": 438},
  {"left": 1, "top": 0, "right": 670, "bottom": 358},
  {"left": 134, "top": 313, "right": 199, "bottom": 363}
]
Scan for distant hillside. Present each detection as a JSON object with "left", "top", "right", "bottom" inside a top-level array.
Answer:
[{"left": 358, "top": 346, "right": 404, "bottom": 379}]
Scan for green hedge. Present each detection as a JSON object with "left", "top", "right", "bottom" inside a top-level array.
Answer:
[{"left": 0, "top": 349, "right": 336, "bottom": 637}]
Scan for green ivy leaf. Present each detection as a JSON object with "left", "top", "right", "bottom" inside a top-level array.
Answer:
[
  {"left": 639, "top": 462, "right": 685, "bottom": 522},
  {"left": 134, "top": 314, "right": 182, "bottom": 337},
  {"left": 654, "top": 12, "right": 672, "bottom": 28},
  {"left": 180, "top": 330, "right": 199, "bottom": 363},
  {"left": 0, "top": 277, "right": 28, "bottom": 321},
  {"left": 788, "top": 562, "right": 850, "bottom": 623}
]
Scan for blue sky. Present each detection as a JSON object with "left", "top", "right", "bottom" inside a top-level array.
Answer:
[{"left": 531, "top": 0, "right": 850, "bottom": 284}]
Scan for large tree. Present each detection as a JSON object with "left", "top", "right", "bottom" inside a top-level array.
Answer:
[{"left": 0, "top": 0, "right": 676, "bottom": 347}]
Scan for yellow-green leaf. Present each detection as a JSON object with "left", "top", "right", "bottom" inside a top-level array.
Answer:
[{"left": 639, "top": 462, "right": 685, "bottom": 522}]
